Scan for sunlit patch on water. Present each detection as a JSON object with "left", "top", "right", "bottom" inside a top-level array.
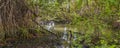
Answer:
[
  {"left": 62, "top": 27, "right": 68, "bottom": 41},
  {"left": 44, "top": 21, "right": 55, "bottom": 31}
]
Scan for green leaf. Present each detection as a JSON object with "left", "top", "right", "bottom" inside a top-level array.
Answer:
[{"left": 76, "top": 0, "right": 83, "bottom": 9}]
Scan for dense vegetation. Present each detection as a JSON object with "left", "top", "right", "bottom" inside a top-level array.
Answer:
[{"left": 0, "top": 0, "right": 120, "bottom": 48}]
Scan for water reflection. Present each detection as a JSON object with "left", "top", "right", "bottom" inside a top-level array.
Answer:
[
  {"left": 62, "top": 27, "right": 67, "bottom": 40},
  {"left": 60, "top": 27, "right": 70, "bottom": 48},
  {"left": 46, "top": 21, "right": 55, "bottom": 31},
  {"left": 39, "top": 21, "right": 79, "bottom": 48}
]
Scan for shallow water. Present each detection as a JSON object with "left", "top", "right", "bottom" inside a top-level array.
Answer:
[{"left": 3, "top": 21, "right": 79, "bottom": 48}]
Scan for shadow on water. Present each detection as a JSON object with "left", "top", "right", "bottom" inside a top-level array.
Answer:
[{"left": 3, "top": 34, "right": 62, "bottom": 48}]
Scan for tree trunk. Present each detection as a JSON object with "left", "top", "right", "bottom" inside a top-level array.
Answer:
[
  {"left": 0, "top": 0, "right": 57, "bottom": 40},
  {"left": 0, "top": 0, "right": 34, "bottom": 39}
]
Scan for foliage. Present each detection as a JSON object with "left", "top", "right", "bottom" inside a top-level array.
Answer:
[
  {"left": 26, "top": 0, "right": 120, "bottom": 47},
  {"left": 0, "top": 0, "right": 120, "bottom": 47},
  {"left": 69, "top": 0, "right": 120, "bottom": 47}
]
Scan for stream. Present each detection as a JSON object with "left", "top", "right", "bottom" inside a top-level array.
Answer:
[
  {"left": 43, "top": 21, "right": 70, "bottom": 48},
  {"left": 43, "top": 21, "right": 78, "bottom": 48},
  {"left": 3, "top": 21, "right": 80, "bottom": 48}
]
